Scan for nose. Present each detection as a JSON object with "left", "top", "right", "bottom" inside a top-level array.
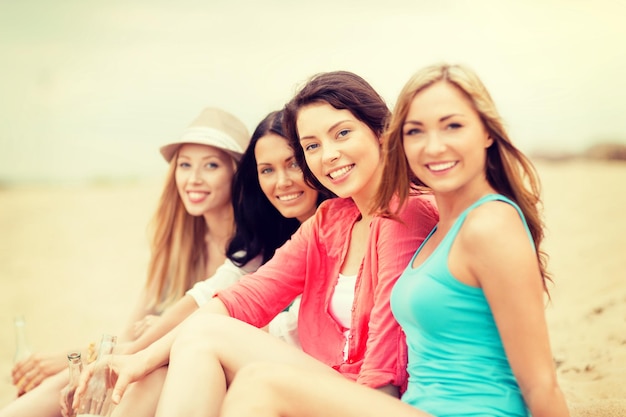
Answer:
[
  {"left": 424, "top": 132, "right": 446, "bottom": 155},
  {"left": 276, "top": 169, "right": 293, "bottom": 189},
  {"left": 189, "top": 166, "right": 203, "bottom": 184},
  {"left": 322, "top": 141, "right": 340, "bottom": 164}
]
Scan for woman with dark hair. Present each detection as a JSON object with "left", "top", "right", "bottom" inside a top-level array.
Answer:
[
  {"left": 217, "top": 63, "right": 569, "bottom": 417},
  {"left": 75, "top": 71, "right": 438, "bottom": 417},
  {"left": 227, "top": 110, "right": 327, "bottom": 269},
  {"left": 57, "top": 109, "right": 323, "bottom": 417}
]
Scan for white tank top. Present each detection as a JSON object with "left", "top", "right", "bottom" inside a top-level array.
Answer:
[{"left": 329, "top": 273, "right": 357, "bottom": 360}]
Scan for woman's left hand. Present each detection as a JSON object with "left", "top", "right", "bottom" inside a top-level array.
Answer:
[{"left": 133, "top": 314, "right": 159, "bottom": 339}]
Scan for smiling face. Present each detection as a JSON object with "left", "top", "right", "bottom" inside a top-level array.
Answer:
[
  {"left": 255, "top": 133, "right": 319, "bottom": 223},
  {"left": 174, "top": 143, "right": 236, "bottom": 218},
  {"left": 402, "top": 81, "right": 493, "bottom": 198},
  {"left": 297, "top": 102, "right": 382, "bottom": 208}
]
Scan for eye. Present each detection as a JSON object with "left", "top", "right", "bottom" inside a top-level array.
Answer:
[
  {"left": 404, "top": 127, "right": 422, "bottom": 136},
  {"left": 446, "top": 122, "right": 462, "bottom": 130},
  {"left": 178, "top": 161, "right": 191, "bottom": 168},
  {"left": 288, "top": 159, "right": 300, "bottom": 169},
  {"left": 259, "top": 167, "right": 273, "bottom": 175},
  {"left": 337, "top": 129, "right": 350, "bottom": 138},
  {"left": 304, "top": 143, "right": 319, "bottom": 152},
  {"left": 205, "top": 162, "right": 219, "bottom": 169}
]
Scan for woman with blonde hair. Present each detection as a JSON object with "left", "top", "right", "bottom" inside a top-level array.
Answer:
[
  {"left": 73, "top": 71, "right": 439, "bottom": 417},
  {"left": 4, "top": 106, "right": 249, "bottom": 417},
  {"left": 217, "top": 63, "right": 570, "bottom": 417},
  {"left": 66, "top": 109, "right": 328, "bottom": 417}
]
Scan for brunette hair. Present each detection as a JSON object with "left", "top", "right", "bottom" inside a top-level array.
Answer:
[
  {"left": 227, "top": 110, "right": 328, "bottom": 267},
  {"left": 283, "top": 71, "right": 390, "bottom": 194},
  {"left": 376, "top": 63, "right": 550, "bottom": 292}
]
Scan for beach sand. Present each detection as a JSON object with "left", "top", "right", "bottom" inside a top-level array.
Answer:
[{"left": 0, "top": 160, "right": 624, "bottom": 415}]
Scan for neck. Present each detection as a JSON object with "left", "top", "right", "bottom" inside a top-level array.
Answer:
[
  {"left": 203, "top": 205, "right": 235, "bottom": 246},
  {"left": 351, "top": 165, "right": 383, "bottom": 218},
  {"left": 433, "top": 183, "right": 496, "bottom": 227}
]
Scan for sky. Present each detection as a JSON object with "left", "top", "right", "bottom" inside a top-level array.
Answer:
[{"left": 1, "top": 0, "right": 625, "bottom": 184}]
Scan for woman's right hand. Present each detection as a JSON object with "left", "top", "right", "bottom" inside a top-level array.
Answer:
[
  {"left": 73, "top": 352, "right": 151, "bottom": 408},
  {"left": 59, "top": 382, "right": 75, "bottom": 417},
  {"left": 12, "top": 350, "right": 68, "bottom": 394}
]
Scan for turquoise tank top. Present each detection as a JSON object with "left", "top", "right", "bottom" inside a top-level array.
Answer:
[{"left": 391, "top": 194, "right": 532, "bottom": 417}]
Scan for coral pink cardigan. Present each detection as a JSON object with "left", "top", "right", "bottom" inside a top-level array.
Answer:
[{"left": 217, "top": 195, "right": 438, "bottom": 389}]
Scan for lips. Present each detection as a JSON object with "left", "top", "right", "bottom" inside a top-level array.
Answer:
[
  {"left": 277, "top": 192, "right": 303, "bottom": 202},
  {"left": 427, "top": 161, "right": 457, "bottom": 172},
  {"left": 327, "top": 164, "right": 354, "bottom": 180},
  {"left": 187, "top": 191, "right": 209, "bottom": 203}
]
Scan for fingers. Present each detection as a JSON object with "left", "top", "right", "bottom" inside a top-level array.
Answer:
[
  {"left": 59, "top": 387, "right": 71, "bottom": 417},
  {"left": 15, "top": 367, "right": 38, "bottom": 393},
  {"left": 72, "top": 363, "right": 95, "bottom": 409},
  {"left": 111, "top": 372, "right": 132, "bottom": 404},
  {"left": 22, "top": 369, "right": 46, "bottom": 392},
  {"left": 11, "top": 355, "right": 34, "bottom": 385}
]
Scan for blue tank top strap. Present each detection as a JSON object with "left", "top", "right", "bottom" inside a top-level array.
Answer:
[{"left": 445, "top": 193, "right": 534, "bottom": 250}]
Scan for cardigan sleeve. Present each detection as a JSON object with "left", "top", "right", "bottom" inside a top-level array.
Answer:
[
  {"left": 215, "top": 215, "right": 315, "bottom": 328},
  {"left": 356, "top": 194, "right": 439, "bottom": 389}
]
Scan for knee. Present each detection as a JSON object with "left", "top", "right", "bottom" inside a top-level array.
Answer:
[
  {"left": 223, "top": 362, "right": 282, "bottom": 411},
  {"left": 229, "top": 362, "right": 296, "bottom": 397},
  {"left": 234, "top": 362, "right": 280, "bottom": 386},
  {"left": 170, "top": 312, "right": 234, "bottom": 357}
]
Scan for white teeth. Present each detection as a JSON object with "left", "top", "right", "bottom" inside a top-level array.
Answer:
[
  {"left": 428, "top": 161, "right": 456, "bottom": 172},
  {"left": 277, "top": 193, "right": 302, "bottom": 202},
  {"left": 328, "top": 165, "right": 353, "bottom": 179},
  {"left": 188, "top": 192, "right": 207, "bottom": 200}
]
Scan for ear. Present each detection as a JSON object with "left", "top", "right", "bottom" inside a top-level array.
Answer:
[{"left": 485, "top": 135, "right": 494, "bottom": 148}]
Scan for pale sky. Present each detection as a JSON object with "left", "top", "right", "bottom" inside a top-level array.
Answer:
[{"left": 1, "top": 0, "right": 625, "bottom": 184}]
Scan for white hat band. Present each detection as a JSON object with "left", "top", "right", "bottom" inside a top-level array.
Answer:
[{"left": 179, "top": 126, "right": 244, "bottom": 154}]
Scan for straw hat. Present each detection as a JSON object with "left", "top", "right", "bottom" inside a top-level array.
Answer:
[{"left": 159, "top": 107, "right": 250, "bottom": 163}]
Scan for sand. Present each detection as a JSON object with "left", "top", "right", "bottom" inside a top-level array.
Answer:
[{"left": 0, "top": 160, "right": 624, "bottom": 415}]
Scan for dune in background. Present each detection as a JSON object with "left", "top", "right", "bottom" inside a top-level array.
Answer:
[{"left": 0, "top": 160, "right": 624, "bottom": 415}]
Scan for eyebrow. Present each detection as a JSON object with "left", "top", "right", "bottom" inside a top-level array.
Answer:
[
  {"left": 257, "top": 155, "right": 295, "bottom": 166},
  {"left": 177, "top": 153, "right": 225, "bottom": 160},
  {"left": 404, "top": 114, "right": 462, "bottom": 126},
  {"left": 299, "top": 119, "right": 352, "bottom": 142}
]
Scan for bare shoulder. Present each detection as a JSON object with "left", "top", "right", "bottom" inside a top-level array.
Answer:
[{"left": 458, "top": 200, "right": 529, "bottom": 254}]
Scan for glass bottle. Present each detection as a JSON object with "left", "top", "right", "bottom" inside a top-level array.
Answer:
[
  {"left": 13, "top": 314, "right": 32, "bottom": 364},
  {"left": 75, "top": 334, "right": 117, "bottom": 417},
  {"left": 61, "top": 352, "right": 84, "bottom": 417}
]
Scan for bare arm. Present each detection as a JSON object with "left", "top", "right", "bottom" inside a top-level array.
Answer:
[
  {"left": 461, "top": 202, "right": 569, "bottom": 417},
  {"left": 119, "top": 258, "right": 254, "bottom": 355},
  {"left": 118, "top": 294, "right": 198, "bottom": 355},
  {"left": 118, "top": 287, "right": 154, "bottom": 342},
  {"left": 74, "top": 297, "right": 230, "bottom": 408}
]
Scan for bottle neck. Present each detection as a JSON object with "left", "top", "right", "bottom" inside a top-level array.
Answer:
[
  {"left": 13, "top": 316, "right": 31, "bottom": 361},
  {"left": 67, "top": 352, "right": 83, "bottom": 384}
]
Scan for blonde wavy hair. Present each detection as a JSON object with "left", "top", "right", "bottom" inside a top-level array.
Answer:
[
  {"left": 376, "top": 63, "right": 551, "bottom": 293},
  {"left": 144, "top": 156, "right": 210, "bottom": 312}
]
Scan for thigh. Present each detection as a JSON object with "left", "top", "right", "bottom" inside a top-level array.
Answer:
[
  {"left": 223, "top": 362, "right": 430, "bottom": 417},
  {"left": 111, "top": 366, "right": 167, "bottom": 417},
  {"left": 0, "top": 370, "right": 67, "bottom": 417},
  {"left": 172, "top": 311, "right": 335, "bottom": 384}
]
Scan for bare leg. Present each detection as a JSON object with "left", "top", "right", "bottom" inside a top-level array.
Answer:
[
  {"left": 221, "top": 362, "right": 433, "bottom": 417},
  {"left": 0, "top": 370, "right": 67, "bottom": 417},
  {"left": 154, "top": 311, "right": 335, "bottom": 417},
  {"left": 110, "top": 366, "right": 167, "bottom": 417}
]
